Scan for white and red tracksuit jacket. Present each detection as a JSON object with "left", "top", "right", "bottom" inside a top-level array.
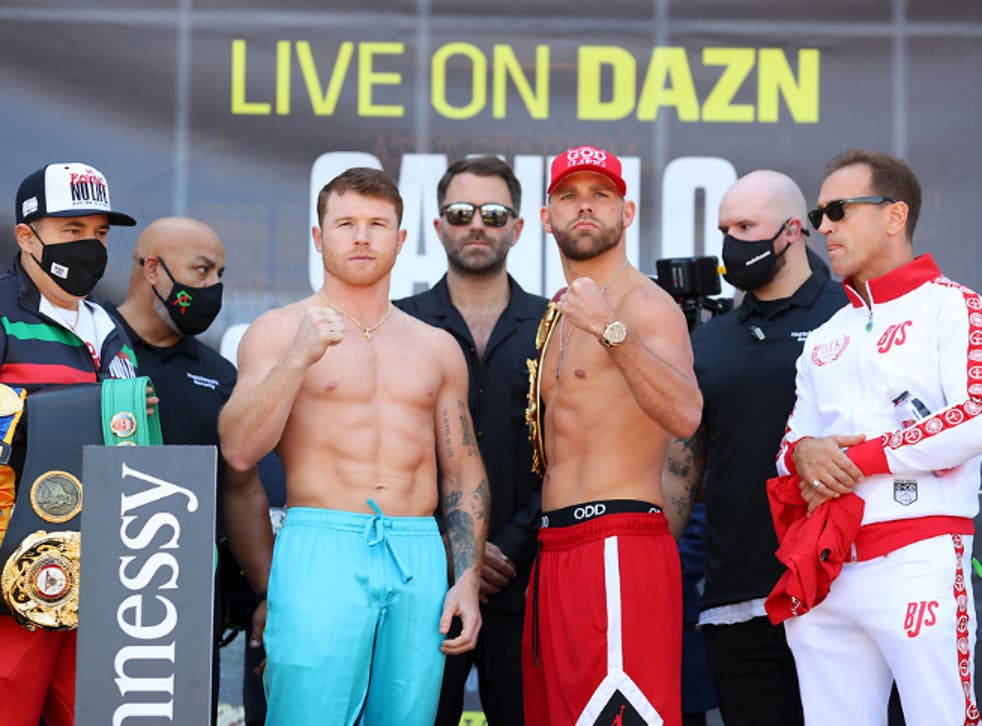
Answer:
[{"left": 777, "top": 254, "right": 982, "bottom": 551}]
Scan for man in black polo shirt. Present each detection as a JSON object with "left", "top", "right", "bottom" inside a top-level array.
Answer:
[
  {"left": 663, "top": 170, "right": 845, "bottom": 726},
  {"left": 107, "top": 216, "right": 272, "bottom": 722},
  {"left": 395, "top": 156, "right": 546, "bottom": 725}
]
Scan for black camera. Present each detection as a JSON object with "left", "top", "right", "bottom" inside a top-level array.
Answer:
[
  {"left": 653, "top": 256, "right": 731, "bottom": 331},
  {"left": 655, "top": 256, "right": 722, "bottom": 299}
]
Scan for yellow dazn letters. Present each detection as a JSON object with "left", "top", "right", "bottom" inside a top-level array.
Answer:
[
  {"left": 578, "top": 46, "right": 819, "bottom": 122},
  {"left": 230, "top": 40, "right": 819, "bottom": 122}
]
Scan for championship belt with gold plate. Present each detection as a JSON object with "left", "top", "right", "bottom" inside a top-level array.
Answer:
[
  {"left": 0, "top": 377, "right": 161, "bottom": 630},
  {"left": 524, "top": 290, "right": 564, "bottom": 476}
]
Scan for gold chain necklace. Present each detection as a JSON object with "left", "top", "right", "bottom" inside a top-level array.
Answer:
[
  {"left": 318, "top": 291, "right": 393, "bottom": 341},
  {"left": 555, "top": 258, "right": 630, "bottom": 378}
]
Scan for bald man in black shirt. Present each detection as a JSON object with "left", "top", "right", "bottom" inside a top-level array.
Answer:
[{"left": 107, "top": 216, "right": 272, "bottom": 723}]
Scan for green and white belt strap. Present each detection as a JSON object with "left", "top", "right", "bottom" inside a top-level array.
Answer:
[{"left": 101, "top": 376, "right": 163, "bottom": 446}]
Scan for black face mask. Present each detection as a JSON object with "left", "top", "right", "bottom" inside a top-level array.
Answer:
[
  {"left": 29, "top": 227, "right": 108, "bottom": 297},
  {"left": 149, "top": 257, "right": 223, "bottom": 336},
  {"left": 721, "top": 219, "right": 791, "bottom": 291}
]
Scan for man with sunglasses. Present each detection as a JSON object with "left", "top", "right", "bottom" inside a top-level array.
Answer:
[
  {"left": 522, "top": 145, "right": 702, "bottom": 725},
  {"left": 776, "top": 149, "right": 982, "bottom": 724},
  {"left": 663, "top": 170, "right": 845, "bottom": 726},
  {"left": 395, "top": 156, "right": 545, "bottom": 725}
]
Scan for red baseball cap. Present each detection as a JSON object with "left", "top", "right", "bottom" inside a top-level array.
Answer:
[{"left": 548, "top": 145, "right": 626, "bottom": 197}]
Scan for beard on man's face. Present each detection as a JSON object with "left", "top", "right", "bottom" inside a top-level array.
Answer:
[
  {"left": 442, "top": 228, "right": 509, "bottom": 275},
  {"left": 553, "top": 216, "right": 623, "bottom": 261}
]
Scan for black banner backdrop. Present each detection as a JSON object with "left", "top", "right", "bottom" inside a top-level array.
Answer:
[{"left": 1, "top": 1, "right": 980, "bottom": 356}]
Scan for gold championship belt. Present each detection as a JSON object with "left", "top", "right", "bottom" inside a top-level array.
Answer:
[
  {"left": 0, "top": 378, "right": 161, "bottom": 631},
  {"left": 0, "top": 383, "right": 23, "bottom": 417},
  {"left": 525, "top": 296, "right": 562, "bottom": 476},
  {"left": 1, "top": 530, "right": 80, "bottom": 631}
]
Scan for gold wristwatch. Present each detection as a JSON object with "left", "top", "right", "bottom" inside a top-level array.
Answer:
[{"left": 600, "top": 320, "right": 627, "bottom": 348}]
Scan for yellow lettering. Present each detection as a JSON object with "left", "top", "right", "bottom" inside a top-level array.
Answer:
[
  {"left": 492, "top": 45, "right": 549, "bottom": 120},
  {"left": 230, "top": 39, "right": 271, "bottom": 115},
  {"left": 701, "top": 48, "right": 756, "bottom": 122},
  {"left": 275, "top": 40, "right": 291, "bottom": 115},
  {"left": 637, "top": 47, "right": 699, "bottom": 121},
  {"left": 431, "top": 43, "right": 487, "bottom": 120},
  {"left": 758, "top": 48, "right": 819, "bottom": 123},
  {"left": 296, "top": 41, "right": 353, "bottom": 116},
  {"left": 577, "top": 46, "right": 635, "bottom": 120},
  {"left": 358, "top": 42, "right": 404, "bottom": 117}
]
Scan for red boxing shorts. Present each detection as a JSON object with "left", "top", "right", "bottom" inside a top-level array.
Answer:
[{"left": 522, "top": 504, "right": 682, "bottom": 726}]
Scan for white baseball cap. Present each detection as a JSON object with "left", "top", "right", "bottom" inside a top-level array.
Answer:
[{"left": 16, "top": 162, "right": 136, "bottom": 226}]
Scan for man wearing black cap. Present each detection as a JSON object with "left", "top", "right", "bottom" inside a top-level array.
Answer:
[{"left": 0, "top": 162, "right": 138, "bottom": 726}]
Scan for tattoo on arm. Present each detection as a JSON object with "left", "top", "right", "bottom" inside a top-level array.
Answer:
[
  {"left": 472, "top": 478, "right": 490, "bottom": 521},
  {"left": 667, "top": 427, "right": 708, "bottom": 518},
  {"left": 441, "top": 408, "right": 454, "bottom": 458},
  {"left": 457, "top": 400, "right": 477, "bottom": 456},
  {"left": 683, "top": 426, "right": 709, "bottom": 464},
  {"left": 443, "top": 489, "right": 476, "bottom": 577}
]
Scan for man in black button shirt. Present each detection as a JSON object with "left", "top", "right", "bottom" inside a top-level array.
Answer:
[
  {"left": 107, "top": 216, "right": 272, "bottom": 723},
  {"left": 395, "top": 156, "right": 546, "bottom": 725},
  {"left": 663, "top": 171, "right": 845, "bottom": 726}
]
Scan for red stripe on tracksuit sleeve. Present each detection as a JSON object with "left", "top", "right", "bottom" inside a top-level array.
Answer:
[{"left": 866, "top": 281, "right": 982, "bottom": 471}]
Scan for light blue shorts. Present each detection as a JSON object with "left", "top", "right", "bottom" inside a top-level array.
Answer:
[{"left": 263, "top": 501, "right": 448, "bottom": 726}]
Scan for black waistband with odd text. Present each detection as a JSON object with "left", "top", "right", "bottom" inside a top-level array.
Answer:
[{"left": 539, "top": 499, "right": 663, "bottom": 528}]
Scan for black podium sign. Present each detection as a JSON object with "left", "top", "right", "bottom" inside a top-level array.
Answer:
[{"left": 76, "top": 446, "right": 217, "bottom": 725}]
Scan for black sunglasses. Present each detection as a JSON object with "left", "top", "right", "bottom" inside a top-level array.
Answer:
[
  {"left": 807, "top": 196, "right": 898, "bottom": 229},
  {"left": 440, "top": 202, "right": 516, "bottom": 228}
]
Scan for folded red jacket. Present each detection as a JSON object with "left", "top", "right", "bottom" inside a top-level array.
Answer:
[{"left": 764, "top": 474, "right": 865, "bottom": 624}]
